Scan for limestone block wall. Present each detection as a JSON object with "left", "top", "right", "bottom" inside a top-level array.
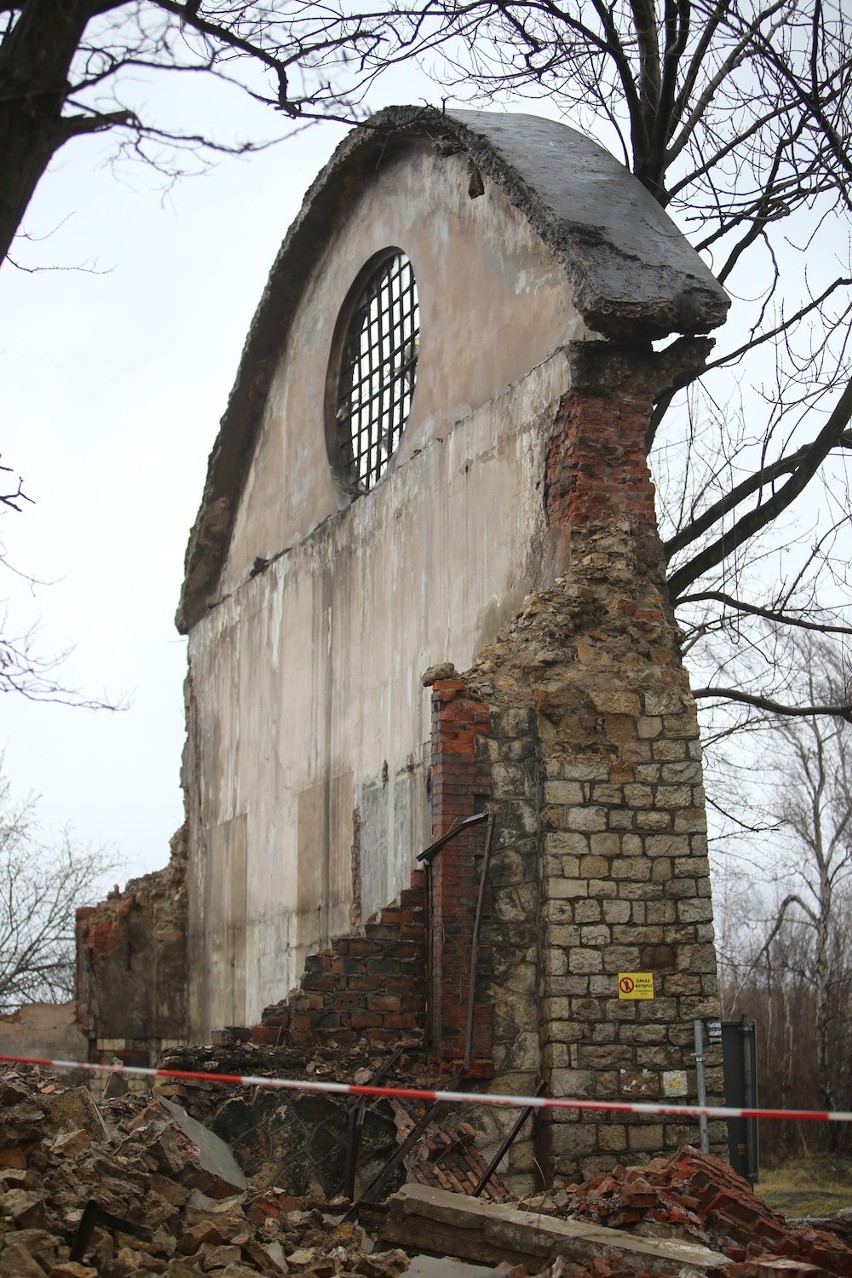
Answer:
[{"left": 455, "top": 343, "right": 725, "bottom": 1180}]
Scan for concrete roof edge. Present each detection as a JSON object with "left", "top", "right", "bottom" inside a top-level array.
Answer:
[{"left": 176, "top": 106, "right": 729, "bottom": 633}]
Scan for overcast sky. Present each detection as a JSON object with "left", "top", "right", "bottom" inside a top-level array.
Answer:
[
  {"left": 0, "top": 76, "right": 363, "bottom": 883},
  {"left": 1, "top": 46, "right": 847, "bottom": 898},
  {"left": 2, "top": 61, "right": 538, "bottom": 888}
]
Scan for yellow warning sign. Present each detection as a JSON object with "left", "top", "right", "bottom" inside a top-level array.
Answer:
[{"left": 617, "top": 971, "right": 655, "bottom": 1000}]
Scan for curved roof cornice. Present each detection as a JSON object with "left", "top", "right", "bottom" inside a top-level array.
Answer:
[{"left": 177, "top": 106, "right": 729, "bottom": 633}]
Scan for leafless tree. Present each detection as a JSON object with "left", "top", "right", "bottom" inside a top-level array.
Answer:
[
  {"left": 360, "top": 0, "right": 852, "bottom": 717},
  {"left": 0, "top": 0, "right": 387, "bottom": 266},
  {"left": 0, "top": 764, "right": 115, "bottom": 1011},
  {"left": 713, "top": 635, "right": 852, "bottom": 1153},
  {"left": 395, "top": 0, "right": 852, "bottom": 716},
  {"left": 2, "top": 461, "right": 118, "bottom": 705},
  {"left": 2, "top": 1, "right": 851, "bottom": 717}
]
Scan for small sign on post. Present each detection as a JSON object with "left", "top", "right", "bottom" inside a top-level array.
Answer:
[{"left": 617, "top": 971, "right": 654, "bottom": 1000}]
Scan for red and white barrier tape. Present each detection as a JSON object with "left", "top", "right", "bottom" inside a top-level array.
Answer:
[{"left": 1, "top": 1053, "right": 850, "bottom": 1124}]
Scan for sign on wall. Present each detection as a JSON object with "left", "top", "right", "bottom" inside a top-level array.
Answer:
[{"left": 617, "top": 972, "right": 655, "bottom": 1000}]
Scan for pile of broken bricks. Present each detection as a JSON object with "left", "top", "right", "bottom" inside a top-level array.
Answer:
[
  {"left": 0, "top": 1067, "right": 410, "bottom": 1277},
  {"left": 1, "top": 1065, "right": 850, "bottom": 1278},
  {"left": 512, "top": 1149, "right": 852, "bottom": 1276}
]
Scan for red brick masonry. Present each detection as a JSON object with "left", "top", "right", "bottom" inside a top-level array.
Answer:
[
  {"left": 545, "top": 389, "right": 657, "bottom": 528},
  {"left": 565, "top": 1146, "right": 852, "bottom": 1275},
  {"left": 257, "top": 871, "right": 427, "bottom": 1051},
  {"left": 429, "top": 679, "right": 494, "bottom": 1071}
]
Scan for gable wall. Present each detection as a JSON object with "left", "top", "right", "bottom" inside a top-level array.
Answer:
[
  {"left": 219, "top": 144, "right": 587, "bottom": 596},
  {"left": 184, "top": 145, "right": 591, "bottom": 1036}
]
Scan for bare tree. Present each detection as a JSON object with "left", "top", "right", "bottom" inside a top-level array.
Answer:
[
  {"left": 2, "top": 461, "right": 118, "bottom": 705},
  {"left": 389, "top": 0, "right": 852, "bottom": 715},
  {"left": 713, "top": 635, "right": 852, "bottom": 1153},
  {"left": 758, "top": 645, "right": 851, "bottom": 1113},
  {"left": 356, "top": 0, "right": 852, "bottom": 715},
  {"left": 3, "top": 1, "right": 851, "bottom": 716},
  {"left": 0, "top": 0, "right": 384, "bottom": 266},
  {"left": 0, "top": 764, "right": 115, "bottom": 1011}
]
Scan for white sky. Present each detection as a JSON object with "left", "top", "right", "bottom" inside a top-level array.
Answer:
[
  {"left": 0, "top": 77, "right": 362, "bottom": 882},
  {"left": 0, "top": 47, "right": 847, "bottom": 897}
]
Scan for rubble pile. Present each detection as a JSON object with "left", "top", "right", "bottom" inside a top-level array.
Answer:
[
  {"left": 389, "top": 1101, "right": 508, "bottom": 1202},
  {"left": 155, "top": 1040, "right": 436, "bottom": 1198},
  {"left": 2, "top": 1065, "right": 851, "bottom": 1278},
  {"left": 0, "top": 1067, "right": 410, "bottom": 1277},
  {"left": 519, "top": 1148, "right": 852, "bottom": 1276},
  {"left": 154, "top": 1039, "right": 506, "bottom": 1205}
]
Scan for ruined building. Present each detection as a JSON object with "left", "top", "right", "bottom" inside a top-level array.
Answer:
[{"left": 77, "top": 107, "right": 730, "bottom": 1182}]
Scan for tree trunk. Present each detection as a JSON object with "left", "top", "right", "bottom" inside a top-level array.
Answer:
[
  {"left": 0, "top": 0, "right": 95, "bottom": 263},
  {"left": 815, "top": 894, "right": 835, "bottom": 1112}
]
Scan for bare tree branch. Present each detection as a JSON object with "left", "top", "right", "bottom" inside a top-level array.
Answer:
[
  {"left": 693, "top": 686, "right": 852, "bottom": 720},
  {"left": 0, "top": 766, "right": 116, "bottom": 1011},
  {"left": 667, "top": 375, "right": 852, "bottom": 600}
]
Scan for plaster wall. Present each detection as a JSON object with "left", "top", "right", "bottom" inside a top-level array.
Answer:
[
  {"left": 0, "top": 1002, "right": 88, "bottom": 1063},
  {"left": 218, "top": 143, "right": 587, "bottom": 597},
  {"left": 186, "top": 348, "right": 574, "bottom": 1037}
]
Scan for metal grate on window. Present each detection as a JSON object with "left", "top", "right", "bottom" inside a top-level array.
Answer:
[{"left": 333, "top": 252, "right": 419, "bottom": 492}]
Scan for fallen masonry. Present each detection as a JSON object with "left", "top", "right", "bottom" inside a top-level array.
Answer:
[{"left": 1, "top": 1066, "right": 851, "bottom": 1277}]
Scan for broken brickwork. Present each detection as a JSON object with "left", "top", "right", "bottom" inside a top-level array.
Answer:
[
  {"left": 72, "top": 111, "right": 732, "bottom": 1192},
  {"left": 72, "top": 343, "right": 724, "bottom": 1187},
  {"left": 427, "top": 681, "right": 494, "bottom": 1071},
  {"left": 75, "top": 826, "right": 188, "bottom": 1067},
  {"left": 256, "top": 869, "right": 426, "bottom": 1053},
  {"left": 449, "top": 345, "right": 724, "bottom": 1181}
]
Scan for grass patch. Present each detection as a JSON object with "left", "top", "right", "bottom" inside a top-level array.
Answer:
[{"left": 756, "top": 1155, "right": 852, "bottom": 1218}]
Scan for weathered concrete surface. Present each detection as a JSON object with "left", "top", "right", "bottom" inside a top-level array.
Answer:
[
  {"left": 184, "top": 352, "right": 569, "bottom": 1034},
  {"left": 0, "top": 1002, "right": 87, "bottom": 1064},
  {"left": 178, "top": 106, "right": 728, "bottom": 635},
  {"left": 179, "top": 105, "right": 728, "bottom": 1036},
  {"left": 445, "top": 110, "right": 729, "bottom": 340},
  {"left": 157, "top": 1098, "right": 248, "bottom": 1197},
  {"left": 383, "top": 1184, "right": 728, "bottom": 1273},
  {"left": 173, "top": 103, "right": 730, "bottom": 1169},
  {"left": 404, "top": 1258, "right": 502, "bottom": 1277}
]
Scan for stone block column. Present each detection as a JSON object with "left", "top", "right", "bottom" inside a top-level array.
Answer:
[{"left": 465, "top": 343, "right": 724, "bottom": 1180}]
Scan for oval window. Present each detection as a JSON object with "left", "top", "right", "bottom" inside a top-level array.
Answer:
[{"left": 329, "top": 251, "right": 419, "bottom": 493}]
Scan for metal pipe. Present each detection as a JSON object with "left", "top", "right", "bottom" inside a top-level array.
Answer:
[
  {"left": 424, "top": 857, "right": 433, "bottom": 1051},
  {"left": 472, "top": 1080, "right": 545, "bottom": 1196},
  {"left": 694, "top": 1018, "right": 710, "bottom": 1154},
  {"left": 416, "top": 810, "right": 489, "bottom": 864},
  {"left": 464, "top": 808, "right": 496, "bottom": 1072},
  {"left": 742, "top": 1013, "right": 759, "bottom": 1183},
  {"left": 416, "top": 811, "right": 489, "bottom": 1054}
]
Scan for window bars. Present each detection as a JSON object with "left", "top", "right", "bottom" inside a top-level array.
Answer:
[{"left": 334, "top": 252, "right": 419, "bottom": 493}]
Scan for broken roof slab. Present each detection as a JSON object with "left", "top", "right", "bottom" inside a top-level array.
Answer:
[{"left": 177, "top": 106, "right": 729, "bottom": 634}]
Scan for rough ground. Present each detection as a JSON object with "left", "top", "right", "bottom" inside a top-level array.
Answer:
[{"left": 0, "top": 1067, "right": 850, "bottom": 1277}]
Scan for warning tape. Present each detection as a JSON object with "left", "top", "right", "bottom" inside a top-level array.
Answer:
[{"left": 1, "top": 1053, "right": 850, "bottom": 1124}]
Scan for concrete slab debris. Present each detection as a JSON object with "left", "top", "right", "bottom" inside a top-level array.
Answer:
[
  {"left": 383, "top": 1183, "right": 728, "bottom": 1275},
  {"left": 403, "top": 1255, "right": 505, "bottom": 1276},
  {"left": 157, "top": 1097, "right": 248, "bottom": 1196}
]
